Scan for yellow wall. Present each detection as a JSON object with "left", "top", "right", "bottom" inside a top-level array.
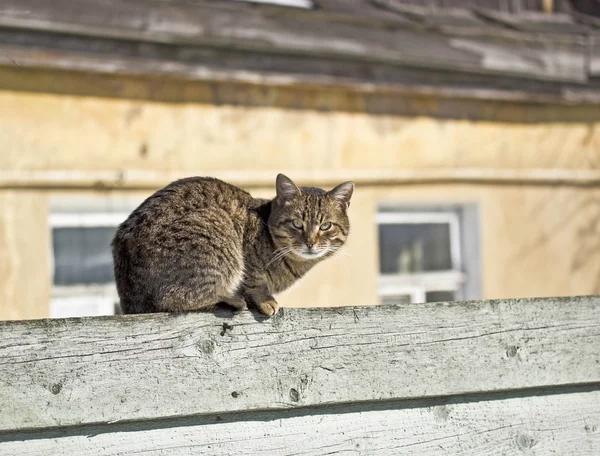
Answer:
[
  {"left": 0, "top": 192, "right": 50, "bottom": 320},
  {"left": 1, "top": 70, "right": 599, "bottom": 320},
  {"left": 1, "top": 90, "right": 599, "bottom": 174}
]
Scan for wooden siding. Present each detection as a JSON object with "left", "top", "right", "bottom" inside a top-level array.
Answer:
[
  {"left": 0, "top": 296, "right": 599, "bottom": 454},
  {"left": 0, "top": 0, "right": 598, "bottom": 104}
]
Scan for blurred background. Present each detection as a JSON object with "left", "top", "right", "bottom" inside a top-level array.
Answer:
[{"left": 0, "top": 0, "right": 599, "bottom": 320}]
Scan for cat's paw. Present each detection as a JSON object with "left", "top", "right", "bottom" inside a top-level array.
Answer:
[
  {"left": 222, "top": 295, "right": 248, "bottom": 313},
  {"left": 256, "top": 299, "right": 279, "bottom": 317}
]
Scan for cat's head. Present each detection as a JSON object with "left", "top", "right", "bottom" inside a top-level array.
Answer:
[{"left": 269, "top": 174, "right": 354, "bottom": 261}]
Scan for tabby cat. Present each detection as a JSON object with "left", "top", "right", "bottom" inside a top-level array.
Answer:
[{"left": 112, "top": 174, "right": 353, "bottom": 316}]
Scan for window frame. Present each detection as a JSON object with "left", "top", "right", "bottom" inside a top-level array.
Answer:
[
  {"left": 376, "top": 205, "right": 480, "bottom": 305},
  {"left": 49, "top": 210, "right": 130, "bottom": 318}
]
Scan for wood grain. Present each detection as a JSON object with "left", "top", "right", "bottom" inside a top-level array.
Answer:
[
  {"left": 0, "top": 296, "right": 598, "bottom": 432},
  {"left": 0, "top": 0, "right": 588, "bottom": 82},
  {"left": 2, "top": 42, "right": 599, "bottom": 106},
  {"left": 591, "top": 34, "right": 600, "bottom": 77},
  {"left": 0, "top": 390, "right": 598, "bottom": 455}
]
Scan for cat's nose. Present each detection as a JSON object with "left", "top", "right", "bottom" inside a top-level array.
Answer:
[{"left": 305, "top": 241, "right": 315, "bottom": 249}]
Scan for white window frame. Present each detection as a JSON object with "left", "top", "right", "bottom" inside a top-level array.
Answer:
[
  {"left": 377, "top": 210, "right": 466, "bottom": 304},
  {"left": 49, "top": 211, "right": 130, "bottom": 318},
  {"left": 379, "top": 285, "right": 425, "bottom": 305}
]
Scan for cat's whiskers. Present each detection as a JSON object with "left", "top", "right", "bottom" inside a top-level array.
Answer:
[
  {"left": 322, "top": 246, "right": 354, "bottom": 260},
  {"left": 267, "top": 247, "right": 289, "bottom": 265},
  {"left": 266, "top": 246, "right": 294, "bottom": 268}
]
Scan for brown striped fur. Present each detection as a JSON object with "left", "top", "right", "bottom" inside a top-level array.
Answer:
[{"left": 111, "top": 174, "right": 353, "bottom": 316}]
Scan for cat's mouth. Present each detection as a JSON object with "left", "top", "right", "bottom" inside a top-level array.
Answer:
[{"left": 294, "top": 245, "right": 329, "bottom": 260}]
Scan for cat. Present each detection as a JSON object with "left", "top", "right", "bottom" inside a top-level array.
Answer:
[{"left": 111, "top": 174, "right": 353, "bottom": 316}]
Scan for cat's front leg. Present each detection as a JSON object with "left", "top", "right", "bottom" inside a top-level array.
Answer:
[
  {"left": 221, "top": 294, "right": 248, "bottom": 313},
  {"left": 243, "top": 279, "right": 279, "bottom": 317},
  {"left": 256, "top": 298, "right": 279, "bottom": 317}
]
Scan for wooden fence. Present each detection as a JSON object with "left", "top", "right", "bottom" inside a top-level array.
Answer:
[{"left": 0, "top": 296, "right": 599, "bottom": 455}]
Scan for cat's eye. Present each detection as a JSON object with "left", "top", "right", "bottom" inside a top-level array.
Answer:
[
  {"left": 291, "top": 220, "right": 303, "bottom": 230},
  {"left": 320, "top": 222, "right": 332, "bottom": 231}
]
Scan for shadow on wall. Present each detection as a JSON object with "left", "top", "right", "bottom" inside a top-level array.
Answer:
[{"left": 1, "top": 66, "right": 599, "bottom": 125}]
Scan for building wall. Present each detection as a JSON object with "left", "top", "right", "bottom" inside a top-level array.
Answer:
[
  {"left": 1, "top": 70, "right": 599, "bottom": 320},
  {"left": 0, "top": 192, "right": 50, "bottom": 320},
  {"left": 2, "top": 87, "right": 600, "bottom": 175}
]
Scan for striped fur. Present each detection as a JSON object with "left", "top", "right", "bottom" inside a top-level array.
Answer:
[{"left": 112, "top": 174, "right": 353, "bottom": 316}]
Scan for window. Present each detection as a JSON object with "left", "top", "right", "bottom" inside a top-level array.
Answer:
[
  {"left": 50, "top": 210, "right": 131, "bottom": 318},
  {"left": 377, "top": 205, "right": 481, "bottom": 305}
]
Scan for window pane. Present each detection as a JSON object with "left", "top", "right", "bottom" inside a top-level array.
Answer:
[
  {"left": 379, "top": 223, "right": 452, "bottom": 274},
  {"left": 52, "top": 227, "right": 117, "bottom": 285},
  {"left": 425, "top": 291, "right": 455, "bottom": 303}
]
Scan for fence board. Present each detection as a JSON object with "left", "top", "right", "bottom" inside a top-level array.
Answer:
[
  {"left": 1, "top": 390, "right": 598, "bottom": 455},
  {"left": 0, "top": 296, "right": 599, "bottom": 432}
]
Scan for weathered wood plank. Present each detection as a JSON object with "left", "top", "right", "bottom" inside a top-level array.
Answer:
[
  {"left": 1, "top": 390, "right": 598, "bottom": 455},
  {"left": 474, "top": 9, "right": 587, "bottom": 34},
  {"left": 373, "top": 0, "right": 494, "bottom": 32},
  {"left": 1, "top": 40, "right": 599, "bottom": 105},
  {"left": 314, "top": 0, "right": 415, "bottom": 23},
  {"left": 0, "top": 296, "right": 599, "bottom": 432},
  {"left": 0, "top": 0, "right": 588, "bottom": 81},
  {"left": 591, "top": 34, "right": 600, "bottom": 77}
]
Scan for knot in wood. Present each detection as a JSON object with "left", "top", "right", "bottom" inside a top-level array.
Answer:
[
  {"left": 220, "top": 323, "right": 233, "bottom": 336},
  {"left": 50, "top": 383, "right": 62, "bottom": 395},
  {"left": 516, "top": 433, "right": 535, "bottom": 449},
  {"left": 199, "top": 340, "right": 215, "bottom": 354},
  {"left": 506, "top": 345, "right": 519, "bottom": 358},
  {"left": 433, "top": 405, "right": 450, "bottom": 420},
  {"left": 289, "top": 388, "right": 300, "bottom": 402}
]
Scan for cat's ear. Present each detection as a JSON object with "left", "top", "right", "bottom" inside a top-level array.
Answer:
[
  {"left": 276, "top": 174, "right": 301, "bottom": 204},
  {"left": 328, "top": 181, "right": 354, "bottom": 209}
]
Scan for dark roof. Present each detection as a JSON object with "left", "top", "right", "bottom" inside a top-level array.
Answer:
[{"left": 0, "top": 0, "right": 599, "bottom": 103}]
